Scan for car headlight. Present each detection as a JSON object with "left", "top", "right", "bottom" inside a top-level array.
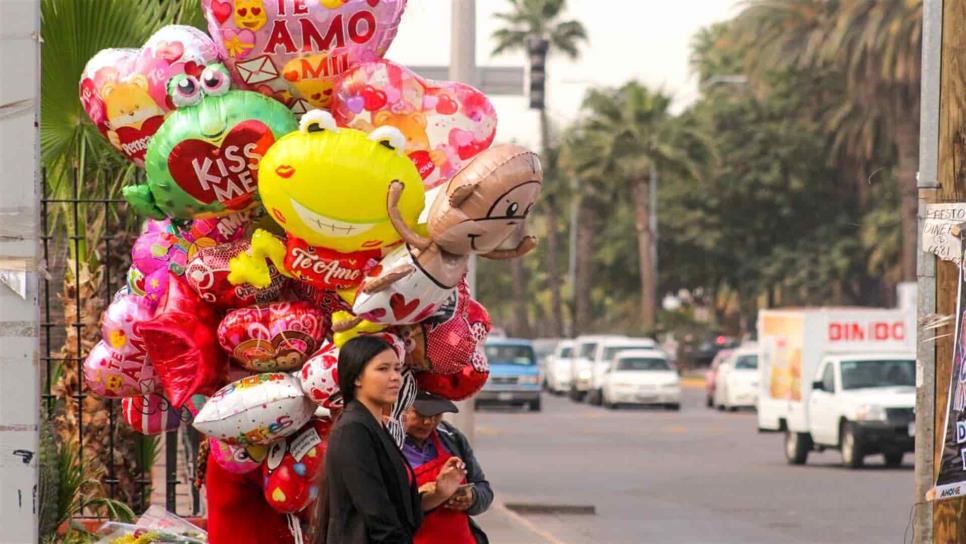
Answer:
[
  {"left": 578, "top": 369, "right": 592, "bottom": 380},
  {"left": 855, "top": 404, "right": 887, "bottom": 422},
  {"left": 518, "top": 375, "right": 540, "bottom": 385}
]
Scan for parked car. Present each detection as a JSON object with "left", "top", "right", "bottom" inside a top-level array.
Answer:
[
  {"left": 569, "top": 335, "right": 623, "bottom": 401},
  {"left": 545, "top": 340, "right": 575, "bottom": 395},
  {"left": 601, "top": 350, "right": 681, "bottom": 410},
  {"left": 533, "top": 337, "right": 563, "bottom": 386},
  {"left": 713, "top": 346, "right": 758, "bottom": 411},
  {"left": 476, "top": 338, "right": 542, "bottom": 411},
  {"left": 705, "top": 348, "right": 734, "bottom": 408},
  {"left": 585, "top": 337, "right": 658, "bottom": 405},
  {"left": 681, "top": 333, "right": 738, "bottom": 367}
]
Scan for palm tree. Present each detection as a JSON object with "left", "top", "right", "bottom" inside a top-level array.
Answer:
[
  {"left": 581, "top": 83, "right": 710, "bottom": 332},
  {"left": 492, "top": 0, "right": 587, "bottom": 337},
  {"left": 733, "top": 0, "right": 922, "bottom": 281},
  {"left": 41, "top": 0, "right": 204, "bottom": 513}
]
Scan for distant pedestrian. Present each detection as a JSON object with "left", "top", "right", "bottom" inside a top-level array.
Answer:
[{"left": 403, "top": 391, "right": 494, "bottom": 544}]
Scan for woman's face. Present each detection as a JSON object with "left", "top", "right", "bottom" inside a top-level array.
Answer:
[{"left": 354, "top": 349, "right": 403, "bottom": 407}]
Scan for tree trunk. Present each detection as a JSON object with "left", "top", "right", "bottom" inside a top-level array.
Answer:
[
  {"left": 631, "top": 174, "right": 657, "bottom": 332},
  {"left": 896, "top": 105, "right": 920, "bottom": 282},
  {"left": 538, "top": 109, "right": 564, "bottom": 337},
  {"left": 574, "top": 195, "right": 596, "bottom": 334}
]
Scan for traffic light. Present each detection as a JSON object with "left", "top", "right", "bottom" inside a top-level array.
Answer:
[{"left": 527, "top": 37, "right": 549, "bottom": 110}]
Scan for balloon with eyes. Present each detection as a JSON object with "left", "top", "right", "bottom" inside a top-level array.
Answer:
[
  {"left": 350, "top": 144, "right": 543, "bottom": 326},
  {"left": 226, "top": 110, "right": 425, "bottom": 293},
  {"left": 123, "top": 63, "right": 297, "bottom": 221}
]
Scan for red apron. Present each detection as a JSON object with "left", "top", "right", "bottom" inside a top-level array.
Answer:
[{"left": 413, "top": 432, "right": 475, "bottom": 544}]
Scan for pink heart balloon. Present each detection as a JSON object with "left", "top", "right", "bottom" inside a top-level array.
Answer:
[
  {"left": 79, "top": 25, "right": 219, "bottom": 167},
  {"left": 202, "top": 0, "right": 407, "bottom": 114},
  {"left": 332, "top": 59, "right": 497, "bottom": 192}
]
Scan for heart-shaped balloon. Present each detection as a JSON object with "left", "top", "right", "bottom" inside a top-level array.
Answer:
[
  {"left": 80, "top": 26, "right": 219, "bottom": 166},
  {"left": 415, "top": 359, "right": 489, "bottom": 401},
  {"left": 83, "top": 340, "right": 157, "bottom": 398},
  {"left": 262, "top": 417, "right": 331, "bottom": 514},
  {"left": 122, "top": 393, "right": 187, "bottom": 435},
  {"left": 185, "top": 239, "right": 287, "bottom": 311},
  {"left": 101, "top": 294, "right": 155, "bottom": 358},
  {"left": 404, "top": 282, "right": 491, "bottom": 374},
  {"left": 218, "top": 301, "right": 327, "bottom": 372},
  {"left": 333, "top": 59, "right": 497, "bottom": 193},
  {"left": 129, "top": 213, "right": 253, "bottom": 309},
  {"left": 202, "top": 0, "right": 407, "bottom": 113}
]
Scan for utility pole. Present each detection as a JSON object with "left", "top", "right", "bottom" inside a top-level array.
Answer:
[
  {"left": 922, "top": 1, "right": 966, "bottom": 542},
  {"left": 0, "top": 1, "right": 41, "bottom": 542},
  {"left": 447, "top": 0, "right": 477, "bottom": 445}
]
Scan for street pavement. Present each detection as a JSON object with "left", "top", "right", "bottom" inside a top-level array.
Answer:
[{"left": 472, "top": 387, "right": 915, "bottom": 544}]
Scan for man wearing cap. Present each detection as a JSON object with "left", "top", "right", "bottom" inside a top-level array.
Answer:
[{"left": 403, "top": 391, "right": 493, "bottom": 544}]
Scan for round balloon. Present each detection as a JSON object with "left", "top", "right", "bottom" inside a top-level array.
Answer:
[
  {"left": 262, "top": 418, "right": 331, "bottom": 514},
  {"left": 80, "top": 25, "right": 220, "bottom": 166},
  {"left": 209, "top": 437, "right": 267, "bottom": 474},
  {"left": 202, "top": 0, "right": 406, "bottom": 114},
  {"left": 333, "top": 59, "right": 497, "bottom": 194},
  {"left": 122, "top": 393, "right": 186, "bottom": 435},
  {"left": 192, "top": 372, "right": 315, "bottom": 446},
  {"left": 415, "top": 357, "right": 489, "bottom": 401},
  {"left": 406, "top": 282, "right": 490, "bottom": 374},
  {"left": 101, "top": 294, "right": 155, "bottom": 358},
  {"left": 299, "top": 341, "right": 341, "bottom": 409},
  {"left": 125, "top": 63, "right": 298, "bottom": 220},
  {"left": 83, "top": 340, "right": 157, "bottom": 398},
  {"left": 217, "top": 301, "right": 327, "bottom": 372}
]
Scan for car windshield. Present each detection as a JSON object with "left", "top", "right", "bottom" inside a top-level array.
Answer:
[
  {"left": 603, "top": 344, "right": 654, "bottom": 361},
  {"left": 617, "top": 358, "right": 671, "bottom": 371},
  {"left": 733, "top": 355, "right": 758, "bottom": 370},
  {"left": 486, "top": 345, "right": 536, "bottom": 366},
  {"left": 579, "top": 342, "right": 598, "bottom": 359},
  {"left": 559, "top": 346, "right": 573, "bottom": 358},
  {"left": 840, "top": 359, "right": 915, "bottom": 390}
]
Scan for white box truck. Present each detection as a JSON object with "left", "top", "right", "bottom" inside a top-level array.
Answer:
[{"left": 757, "top": 308, "right": 916, "bottom": 467}]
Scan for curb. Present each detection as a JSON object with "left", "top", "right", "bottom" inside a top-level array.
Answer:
[{"left": 491, "top": 501, "right": 569, "bottom": 544}]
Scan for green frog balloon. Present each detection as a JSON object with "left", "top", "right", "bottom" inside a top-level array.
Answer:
[{"left": 124, "top": 63, "right": 297, "bottom": 220}]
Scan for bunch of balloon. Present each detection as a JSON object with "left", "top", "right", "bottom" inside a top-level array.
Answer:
[{"left": 77, "top": 3, "right": 544, "bottom": 542}]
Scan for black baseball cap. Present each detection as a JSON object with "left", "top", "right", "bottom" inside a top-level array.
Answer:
[{"left": 412, "top": 390, "right": 459, "bottom": 416}]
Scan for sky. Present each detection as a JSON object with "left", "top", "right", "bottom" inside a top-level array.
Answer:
[{"left": 388, "top": 0, "right": 742, "bottom": 148}]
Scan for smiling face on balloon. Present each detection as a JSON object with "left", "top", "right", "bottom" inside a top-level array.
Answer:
[
  {"left": 234, "top": 0, "right": 268, "bottom": 31},
  {"left": 258, "top": 110, "right": 425, "bottom": 253},
  {"left": 127, "top": 63, "right": 297, "bottom": 220}
]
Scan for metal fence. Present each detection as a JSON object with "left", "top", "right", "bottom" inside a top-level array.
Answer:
[{"left": 40, "top": 167, "right": 200, "bottom": 517}]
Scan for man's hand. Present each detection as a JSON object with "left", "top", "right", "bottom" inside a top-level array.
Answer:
[
  {"left": 443, "top": 486, "right": 474, "bottom": 511},
  {"left": 435, "top": 457, "right": 466, "bottom": 498}
]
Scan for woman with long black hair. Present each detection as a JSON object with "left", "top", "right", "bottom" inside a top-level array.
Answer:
[{"left": 318, "top": 335, "right": 465, "bottom": 543}]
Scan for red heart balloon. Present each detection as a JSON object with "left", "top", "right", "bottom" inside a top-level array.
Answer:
[
  {"left": 79, "top": 26, "right": 219, "bottom": 167},
  {"left": 262, "top": 418, "right": 331, "bottom": 514},
  {"left": 185, "top": 240, "right": 287, "bottom": 311},
  {"left": 218, "top": 301, "right": 327, "bottom": 372},
  {"left": 167, "top": 120, "right": 276, "bottom": 208},
  {"left": 416, "top": 363, "right": 489, "bottom": 402},
  {"left": 333, "top": 59, "right": 497, "bottom": 192},
  {"left": 136, "top": 273, "right": 227, "bottom": 408},
  {"left": 406, "top": 282, "right": 491, "bottom": 375}
]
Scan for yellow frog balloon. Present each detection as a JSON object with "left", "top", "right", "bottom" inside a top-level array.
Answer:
[{"left": 229, "top": 110, "right": 425, "bottom": 291}]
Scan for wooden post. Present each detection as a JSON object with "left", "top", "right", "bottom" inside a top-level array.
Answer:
[{"left": 933, "top": 1, "right": 966, "bottom": 541}]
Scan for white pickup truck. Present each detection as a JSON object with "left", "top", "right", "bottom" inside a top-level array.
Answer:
[{"left": 757, "top": 308, "right": 916, "bottom": 468}]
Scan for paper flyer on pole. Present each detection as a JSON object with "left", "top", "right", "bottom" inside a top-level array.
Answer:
[{"left": 933, "top": 240, "right": 966, "bottom": 500}]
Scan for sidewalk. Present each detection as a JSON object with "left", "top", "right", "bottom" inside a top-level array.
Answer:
[{"left": 477, "top": 503, "right": 564, "bottom": 544}]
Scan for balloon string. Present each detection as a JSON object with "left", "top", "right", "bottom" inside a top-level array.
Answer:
[{"left": 287, "top": 513, "right": 304, "bottom": 544}]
